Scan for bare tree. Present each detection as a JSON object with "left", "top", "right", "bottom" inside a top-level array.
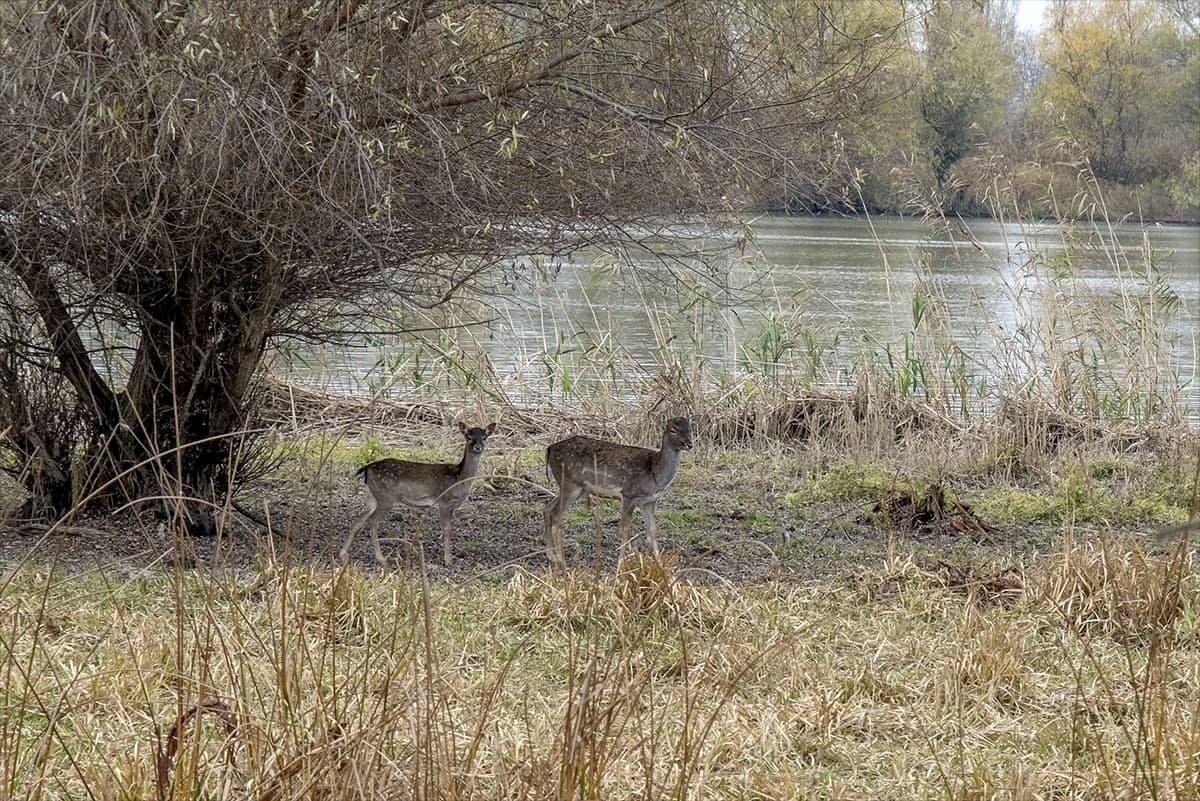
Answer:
[{"left": 0, "top": 0, "right": 900, "bottom": 517}]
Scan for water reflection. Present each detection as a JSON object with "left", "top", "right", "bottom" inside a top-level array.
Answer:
[{"left": 280, "top": 216, "right": 1199, "bottom": 415}]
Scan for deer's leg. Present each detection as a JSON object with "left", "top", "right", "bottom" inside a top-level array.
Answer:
[
  {"left": 585, "top": 494, "right": 604, "bottom": 550},
  {"left": 541, "top": 497, "right": 558, "bottom": 565},
  {"left": 369, "top": 515, "right": 387, "bottom": 565},
  {"left": 439, "top": 504, "right": 456, "bottom": 566},
  {"left": 342, "top": 494, "right": 378, "bottom": 560},
  {"left": 618, "top": 499, "right": 636, "bottom": 559},
  {"left": 640, "top": 502, "right": 660, "bottom": 555},
  {"left": 401, "top": 513, "right": 418, "bottom": 567},
  {"left": 544, "top": 481, "right": 582, "bottom": 568}
]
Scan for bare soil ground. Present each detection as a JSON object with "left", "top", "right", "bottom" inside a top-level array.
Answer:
[
  {"left": 4, "top": 400, "right": 1187, "bottom": 581},
  {"left": 0, "top": 460, "right": 1060, "bottom": 584}
]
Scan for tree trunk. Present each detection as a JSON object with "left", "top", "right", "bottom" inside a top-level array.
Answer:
[
  {"left": 9, "top": 254, "right": 278, "bottom": 516},
  {"left": 105, "top": 265, "right": 279, "bottom": 503}
]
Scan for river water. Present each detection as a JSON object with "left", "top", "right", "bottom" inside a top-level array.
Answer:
[{"left": 280, "top": 215, "right": 1200, "bottom": 418}]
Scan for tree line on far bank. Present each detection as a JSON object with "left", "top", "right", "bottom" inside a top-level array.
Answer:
[{"left": 779, "top": 0, "right": 1200, "bottom": 223}]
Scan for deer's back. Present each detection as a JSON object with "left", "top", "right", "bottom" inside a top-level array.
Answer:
[
  {"left": 360, "top": 458, "right": 460, "bottom": 506},
  {"left": 547, "top": 435, "right": 656, "bottom": 497}
]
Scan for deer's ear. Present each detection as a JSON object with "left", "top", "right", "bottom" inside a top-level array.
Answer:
[
  {"left": 485, "top": 422, "right": 498, "bottom": 435},
  {"left": 457, "top": 421, "right": 468, "bottom": 434}
]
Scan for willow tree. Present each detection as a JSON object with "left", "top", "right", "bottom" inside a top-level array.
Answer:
[
  {"left": 918, "top": 0, "right": 1014, "bottom": 194},
  {"left": 1035, "top": 0, "right": 1199, "bottom": 185},
  {"left": 0, "top": 0, "right": 900, "bottom": 518}
]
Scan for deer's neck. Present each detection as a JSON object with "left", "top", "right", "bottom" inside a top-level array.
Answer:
[
  {"left": 455, "top": 447, "right": 483, "bottom": 480},
  {"left": 652, "top": 437, "right": 682, "bottom": 490}
]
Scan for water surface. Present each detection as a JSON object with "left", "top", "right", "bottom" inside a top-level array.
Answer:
[{"left": 284, "top": 215, "right": 1200, "bottom": 418}]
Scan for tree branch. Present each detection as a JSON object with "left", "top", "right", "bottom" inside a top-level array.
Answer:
[
  {"left": 1, "top": 239, "right": 121, "bottom": 427},
  {"left": 287, "top": 0, "right": 369, "bottom": 109},
  {"left": 394, "top": 0, "right": 432, "bottom": 48},
  {"left": 532, "top": 79, "right": 669, "bottom": 125},
  {"left": 364, "top": 0, "right": 684, "bottom": 125},
  {"left": 125, "top": 0, "right": 194, "bottom": 48}
]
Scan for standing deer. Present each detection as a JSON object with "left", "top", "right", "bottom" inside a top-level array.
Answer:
[
  {"left": 342, "top": 422, "right": 497, "bottom": 565},
  {"left": 543, "top": 417, "right": 693, "bottom": 567}
]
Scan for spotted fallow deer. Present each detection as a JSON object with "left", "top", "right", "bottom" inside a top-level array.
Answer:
[
  {"left": 343, "top": 422, "right": 497, "bottom": 565},
  {"left": 543, "top": 417, "right": 693, "bottom": 567}
]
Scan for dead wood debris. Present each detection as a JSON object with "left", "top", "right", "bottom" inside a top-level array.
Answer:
[{"left": 861, "top": 481, "right": 995, "bottom": 540}]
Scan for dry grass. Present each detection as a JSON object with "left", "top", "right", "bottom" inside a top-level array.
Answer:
[{"left": 1, "top": 536, "right": 1196, "bottom": 800}]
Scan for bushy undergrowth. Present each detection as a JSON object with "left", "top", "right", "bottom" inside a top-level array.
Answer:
[{"left": 0, "top": 541, "right": 1196, "bottom": 800}]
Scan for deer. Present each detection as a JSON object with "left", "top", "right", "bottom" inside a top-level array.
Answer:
[
  {"left": 543, "top": 417, "right": 693, "bottom": 568},
  {"left": 342, "top": 422, "right": 497, "bottom": 566}
]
